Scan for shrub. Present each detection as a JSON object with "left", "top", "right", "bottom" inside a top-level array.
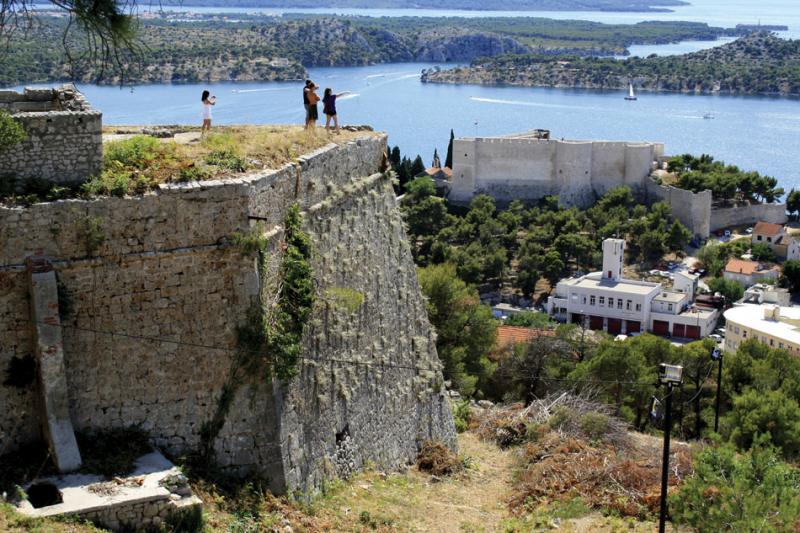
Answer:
[
  {"left": 104, "top": 135, "right": 161, "bottom": 168},
  {"left": 452, "top": 400, "right": 471, "bottom": 433},
  {"left": 0, "top": 111, "right": 26, "bottom": 152},
  {"left": 671, "top": 441, "right": 800, "bottom": 532},
  {"left": 579, "top": 412, "right": 610, "bottom": 443},
  {"left": 205, "top": 148, "right": 247, "bottom": 172}
]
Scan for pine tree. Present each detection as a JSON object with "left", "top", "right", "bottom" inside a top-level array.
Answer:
[{"left": 445, "top": 129, "right": 455, "bottom": 169}]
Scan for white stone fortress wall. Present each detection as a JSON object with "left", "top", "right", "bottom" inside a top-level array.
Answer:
[
  {"left": 450, "top": 133, "right": 663, "bottom": 208},
  {"left": 0, "top": 85, "right": 103, "bottom": 183},
  {"left": 0, "top": 133, "right": 455, "bottom": 495}
]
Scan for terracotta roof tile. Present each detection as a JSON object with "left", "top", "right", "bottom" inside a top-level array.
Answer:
[
  {"left": 753, "top": 221, "right": 784, "bottom": 237},
  {"left": 725, "top": 258, "right": 760, "bottom": 275},
  {"left": 494, "top": 325, "right": 555, "bottom": 350}
]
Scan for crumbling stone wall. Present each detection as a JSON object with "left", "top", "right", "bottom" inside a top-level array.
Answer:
[
  {"left": 0, "top": 85, "right": 102, "bottom": 183},
  {"left": 0, "top": 133, "right": 455, "bottom": 494}
]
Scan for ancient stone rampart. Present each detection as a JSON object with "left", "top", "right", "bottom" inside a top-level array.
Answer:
[
  {"left": 710, "top": 202, "right": 788, "bottom": 232},
  {"left": 449, "top": 135, "right": 662, "bottom": 207},
  {"left": 0, "top": 134, "right": 455, "bottom": 494},
  {"left": 644, "top": 178, "right": 713, "bottom": 238},
  {"left": 0, "top": 85, "right": 102, "bottom": 183}
]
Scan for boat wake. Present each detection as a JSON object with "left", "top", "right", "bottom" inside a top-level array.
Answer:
[
  {"left": 338, "top": 93, "right": 360, "bottom": 100},
  {"left": 470, "top": 96, "right": 595, "bottom": 111},
  {"left": 231, "top": 87, "right": 292, "bottom": 93}
]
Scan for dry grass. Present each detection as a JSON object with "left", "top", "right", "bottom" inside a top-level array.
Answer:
[
  {"left": 178, "top": 125, "right": 373, "bottom": 172},
  {"left": 80, "top": 125, "right": 378, "bottom": 198},
  {"left": 0, "top": 504, "right": 103, "bottom": 533}
]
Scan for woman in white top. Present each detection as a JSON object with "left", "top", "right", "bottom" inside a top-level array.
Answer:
[{"left": 201, "top": 90, "right": 216, "bottom": 134}]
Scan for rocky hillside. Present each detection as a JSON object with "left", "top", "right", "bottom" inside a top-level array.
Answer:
[
  {"left": 422, "top": 33, "right": 800, "bottom": 96},
  {"left": 1, "top": 14, "right": 740, "bottom": 86}
]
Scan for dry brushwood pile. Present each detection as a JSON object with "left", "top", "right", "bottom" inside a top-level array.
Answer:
[
  {"left": 416, "top": 440, "right": 463, "bottom": 477},
  {"left": 471, "top": 393, "right": 694, "bottom": 519}
]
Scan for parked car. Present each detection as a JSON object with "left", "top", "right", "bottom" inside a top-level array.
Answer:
[
  {"left": 709, "top": 334, "right": 723, "bottom": 341},
  {"left": 724, "top": 230, "right": 732, "bottom": 237},
  {"left": 746, "top": 227, "right": 753, "bottom": 234}
]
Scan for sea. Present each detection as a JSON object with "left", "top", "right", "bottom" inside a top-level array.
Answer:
[{"left": 22, "top": 0, "right": 800, "bottom": 190}]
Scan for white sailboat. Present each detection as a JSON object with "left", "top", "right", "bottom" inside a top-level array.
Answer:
[{"left": 624, "top": 82, "right": 637, "bottom": 101}]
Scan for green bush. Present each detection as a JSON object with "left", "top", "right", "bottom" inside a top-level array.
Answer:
[
  {"left": 671, "top": 441, "right": 800, "bottom": 532},
  {"left": 205, "top": 148, "right": 247, "bottom": 172},
  {"left": 579, "top": 412, "right": 610, "bottom": 442},
  {"left": 0, "top": 111, "right": 26, "bottom": 152},
  {"left": 104, "top": 135, "right": 161, "bottom": 168},
  {"left": 453, "top": 400, "right": 471, "bottom": 433}
]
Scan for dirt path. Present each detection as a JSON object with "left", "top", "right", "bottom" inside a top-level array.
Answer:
[{"left": 314, "top": 432, "right": 518, "bottom": 532}]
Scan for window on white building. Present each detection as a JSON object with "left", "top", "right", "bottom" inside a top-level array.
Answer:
[
  {"left": 590, "top": 296, "right": 596, "bottom": 306},
  {"left": 770, "top": 338, "right": 774, "bottom": 346},
  {"left": 599, "top": 296, "right": 605, "bottom": 305},
  {"left": 780, "top": 342, "right": 784, "bottom": 349},
  {"left": 635, "top": 303, "right": 641, "bottom": 311},
  {"left": 735, "top": 326, "right": 740, "bottom": 334},
  {"left": 617, "top": 299, "right": 623, "bottom": 309},
  {"left": 608, "top": 298, "right": 614, "bottom": 308},
  {"left": 743, "top": 330, "right": 747, "bottom": 338},
  {"left": 668, "top": 303, "right": 673, "bottom": 312}
]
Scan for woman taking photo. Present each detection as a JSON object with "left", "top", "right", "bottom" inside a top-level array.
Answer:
[{"left": 201, "top": 90, "right": 216, "bottom": 134}]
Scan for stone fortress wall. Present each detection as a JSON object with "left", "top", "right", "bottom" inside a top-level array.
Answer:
[
  {"left": 450, "top": 134, "right": 664, "bottom": 208},
  {"left": 452, "top": 132, "right": 787, "bottom": 237},
  {"left": 0, "top": 133, "right": 455, "bottom": 494},
  {"left": 0, "top": 85, "right": 103, "bottom": 183}
]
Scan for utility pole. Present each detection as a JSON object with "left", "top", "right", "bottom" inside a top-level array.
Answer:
[
  {"left": 712, "top": 347, "right": 723, "bottom": 433},
  {"left": 658, "top": 363, "right": 683, "bottom": 533}
]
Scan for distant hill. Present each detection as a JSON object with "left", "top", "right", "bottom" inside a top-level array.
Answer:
[
  {"left": 422, "top": 32, "right": 800, "bottom": 96},
  {"left": 0, "top": 15, "right": 735, "bottom": 86},
  {"left": 158, "top": 0, "right": 687, "bottom": 13}
]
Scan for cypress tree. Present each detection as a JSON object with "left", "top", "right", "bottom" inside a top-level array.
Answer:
[{"left": 445, "top": 129, "right": 455, "bottom": 169}]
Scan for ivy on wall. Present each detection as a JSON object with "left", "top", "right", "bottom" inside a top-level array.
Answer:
[{"left": 200, "top": 203, "right": 315, "bottom": 459}]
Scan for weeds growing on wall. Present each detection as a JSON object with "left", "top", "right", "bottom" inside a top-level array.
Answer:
[
  {"left": 75, "top": 215, "right": 105, "bottom": 255},
  {"left": 200, "top": 203, "right": 315, "bottom": 460},
  {"left": 0, "top": 111, "right": 25, "bottom": 152}
]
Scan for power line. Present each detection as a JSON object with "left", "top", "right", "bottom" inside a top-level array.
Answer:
[{"left": 19, "top": 318, "right": 443, "bottom": 374}]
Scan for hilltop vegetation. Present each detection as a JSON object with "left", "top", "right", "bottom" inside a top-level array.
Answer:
[
  {"left": 157, "top": 0, "right": 688, "bottom": 12},
  {"left": 423, "top": 32, "right": 800, "bottom": 96},
  {"left": 0, "top": 14, "right": 738, "bottom": 86}
]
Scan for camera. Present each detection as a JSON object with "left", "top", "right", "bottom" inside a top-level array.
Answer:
[{"left": 658, "top": 363, "right": 683, "bottom": 385}]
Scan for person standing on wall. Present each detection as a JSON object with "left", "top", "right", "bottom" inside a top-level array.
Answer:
[
  {"left": 322, "top": 88, "right": 350, "bottom": 134},
  {"left": 201, "top": 90, "right": 216, "bottom": 134},
  {"left": 304, "top": 80, "right": 320, "bottom": 130}
]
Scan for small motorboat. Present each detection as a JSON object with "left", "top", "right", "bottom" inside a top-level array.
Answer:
[{"left": 703, "top": 112, "right": 715, "bottom": 119}]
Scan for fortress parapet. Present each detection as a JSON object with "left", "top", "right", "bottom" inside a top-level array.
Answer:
[
  {"left": 0, "top": 84, "right": 102, "bottom": 184},
  {"left": 449, "top": 131, "right": 664, "bottom": 208}
]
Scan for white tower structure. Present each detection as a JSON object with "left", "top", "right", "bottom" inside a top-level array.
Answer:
[{"left": 602, "top": 238, "right": 625, "bottom": 281}]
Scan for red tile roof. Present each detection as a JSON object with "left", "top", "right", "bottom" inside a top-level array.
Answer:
[
  {"left": 494, "top": 325, "right": 555, "bottom": 352},
  {"left": 753, "top": 221, "right": 785, "bottom": 237},
  {"left": 725, "top": 258, "right": 760, "bottom": 275}
]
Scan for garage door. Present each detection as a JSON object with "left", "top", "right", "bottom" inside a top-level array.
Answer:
[
  {"left": 653, "top": 320, "right": 669, "bottom": 336},
  {"left": 571, "top": 313, "right": 584, "bottom": 325},
  {"left": 607, "top": 318, "right": 622, "bottom": 335},
  {"left": 685, "top": 325, "right": 701, "bottom": 339},
  {"left": 673, "top": 324, "right": 686, "bottom": 337},
  {"left": 590, "top": 316, "right": 604, "bottom": 330},
  {"left": 626, "top": 321, "right": 641, "bottom": 334}
]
